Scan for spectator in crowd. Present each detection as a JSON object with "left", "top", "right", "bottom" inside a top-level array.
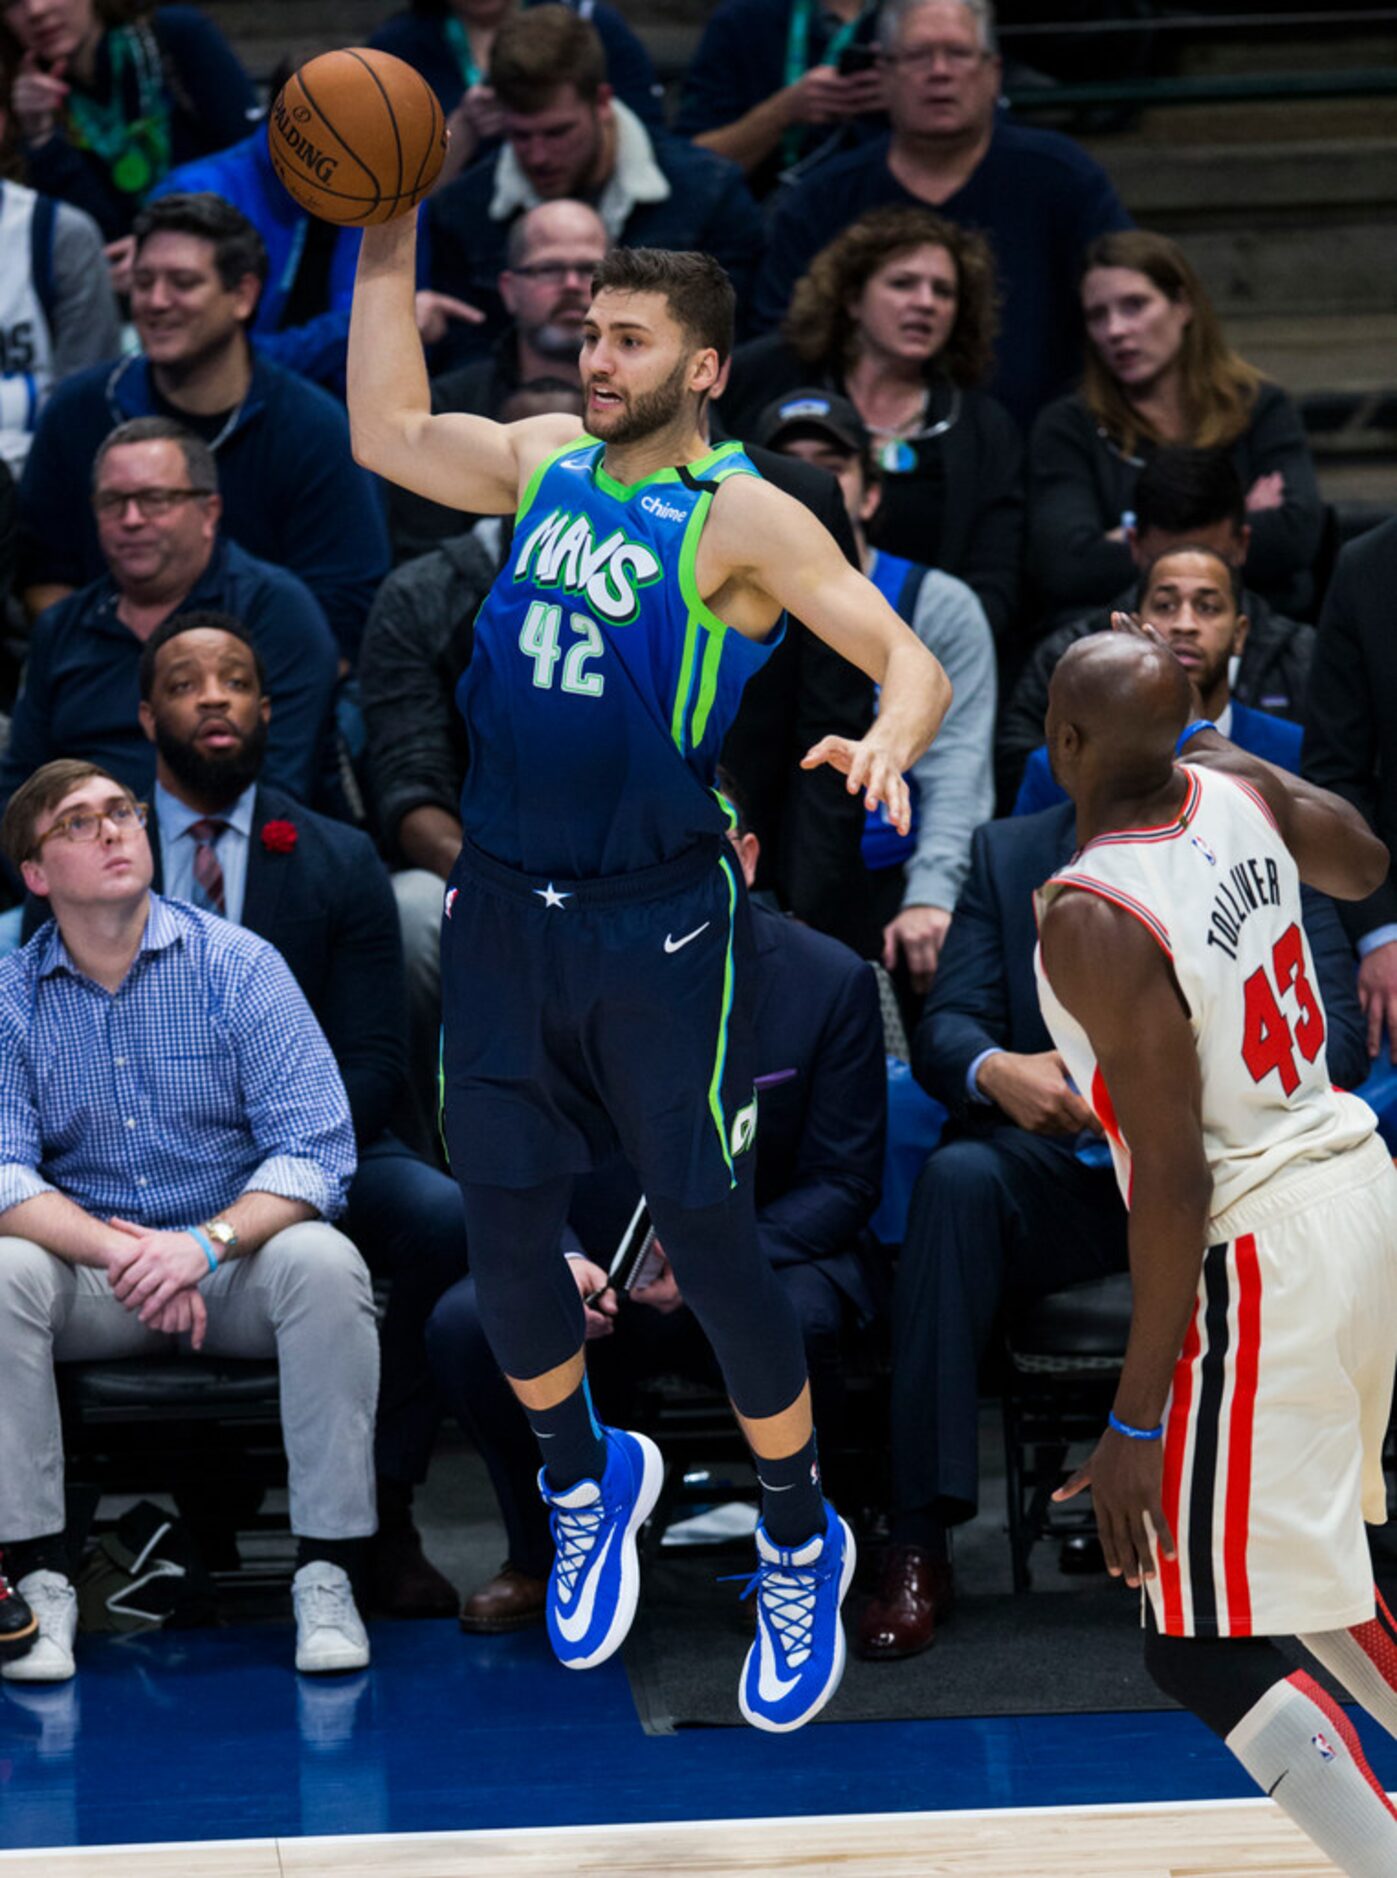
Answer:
[
  {"left": 1013, "top": 546, "right": 1302, "bottom": 815},
  {"left": 371, "top": 0, "right": 662, "bottom": 190},
  {"left": 425, "top": 787, "right": 886, "bottom": 1630},
  {"left": 856, "top": 793, "right": 1367, "bottom": 1661},
  {"left": 388, "top": 199, "right": 608, "bottom": 561},
  {"left": 426, "top": 6, "right": 765, "bottom": 363},
  {"left": 0, "top": 759, "right": 376, "bottom": 1683},
  {"left": 676, "top": 0, "right": 886, "bottom": 198},
  {"left": 136, "top": 612, "right": 468, "bottom": 1616},
  {"left": 759, "top": 388, "right": 994, "bottom": 993},
  {"left": 727, "top": 206, "right": 1022, "bottom": 642},
  {"left": 0, "top": 0, "right": 256, "bottom": 246},
  {"left": 0, "top": 418, "right": 337, "bottom": 820},
  {"left": 16, "top": 193, "right": 390, "bottom": 660},
  {"left": 148, "top": 87, "right": 483, "bottom": 396},
  {"left": 999, "top": 448, "right": 1314, "bottom": 805},
  {"left": 0, "top": 114, "right": 120, "bottom": 472},
  {"left": 1029, "top": 230, "right": 1323, "bottom": 622},
  {"left": 753, "top": 0, "right": 1131, "bottom": 428},
  {"left": 1302, "top": 518, "right": 1397, "bottom": 1063}
]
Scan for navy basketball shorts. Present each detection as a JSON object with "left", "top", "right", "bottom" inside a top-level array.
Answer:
[{"left": 439, "top": 837, "right": 759, "bottom": 1210}]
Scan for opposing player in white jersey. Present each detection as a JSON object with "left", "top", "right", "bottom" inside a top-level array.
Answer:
[{"left": 1037, "top": 622, "right": 1397, "bottom": 1877}]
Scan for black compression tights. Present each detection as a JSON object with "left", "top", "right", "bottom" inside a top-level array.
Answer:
[{"left": 457, "top": 1173, "right": 810, "bottom": 1419}]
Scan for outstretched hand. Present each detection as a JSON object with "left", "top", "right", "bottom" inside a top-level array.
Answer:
[
  {"left": 801, "top": 734, "right": 910, "bottom": 836},
  {"left": 414, "top": 291, "right": 486, "bottom": 345},
  {"left": 1053, "top": 1427, "right": 1176, "bottom": 1590}
]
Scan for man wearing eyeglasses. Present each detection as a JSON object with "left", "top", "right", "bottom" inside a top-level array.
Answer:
[
  {"left": 389, "top": 199, "right": 609, "bottom": 563},
  {"left": 0, "top": 414, "right": 337, "bottom": 843},
  {"left": 0, "top": 759, "right": 379, "bottom": 1683},
  {"left": 753, "top": 0, "right": 1131, "bottom": 428}
]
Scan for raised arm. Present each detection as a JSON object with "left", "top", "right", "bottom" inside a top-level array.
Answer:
[
  {"left": 347, "top": 217, "right": 574, "bottom": 515},
  {"left": 711, "top": 477, "right": 952, "bottom": 834}
]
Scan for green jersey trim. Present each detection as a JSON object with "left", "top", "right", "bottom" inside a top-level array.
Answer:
[
  {"left": 706, "top": 851, "right": 741, "bottom": 1188},
  {"left": 514, "top": 435, "right": 591, "bottom": 525},
  {"left": 591, "top": 437, "right": 745, "bottom": 503}
]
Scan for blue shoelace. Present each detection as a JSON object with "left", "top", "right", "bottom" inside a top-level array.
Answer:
[
  {"left": 548, "top": 1495, "right": 604, "bottom": 1602},
  {"left": 720, "top": 1559, "right": 822, "bottom": 1669}
]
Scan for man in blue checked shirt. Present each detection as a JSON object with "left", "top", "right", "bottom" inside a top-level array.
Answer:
[{"left": 0, "top": 760, "right": 379, "bottom": 1685}]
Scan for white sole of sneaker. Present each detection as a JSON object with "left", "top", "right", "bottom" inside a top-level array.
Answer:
[
  {"left": 2, "top": 1646, "right": 74, "bottom": 1684},
  {"left": 295, "top": 1641, "right": 371, "bottom": 1675},
  {"left": 560, "top": 1431, "right": 663, "bottom": 1673},
  {"left": 739, "top": 1517, "right": 858, "bottom": 1734}
]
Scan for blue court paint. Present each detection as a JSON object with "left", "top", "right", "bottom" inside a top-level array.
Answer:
[{"left": 3, "top": 1622, "right": 1396, "bottom": 1851}]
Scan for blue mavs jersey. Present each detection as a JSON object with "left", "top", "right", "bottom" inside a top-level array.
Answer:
[{"left": 457, "top": 437, "right": 784, "bottom": 878}]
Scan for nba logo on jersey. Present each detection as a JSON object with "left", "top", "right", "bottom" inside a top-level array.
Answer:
[
  {"left": 1191, "top": 833, "right": 1218, "bottom": 866},
  {"left": 444, "top": 888, "right": 457, "bottom": 919},
  {"left": 1311, "top": 1733, "right": 1337, "bottom": 1762}
]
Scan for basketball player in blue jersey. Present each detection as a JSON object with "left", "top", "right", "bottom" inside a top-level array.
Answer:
[{"left": 348, "top": 220, "right": 951, "bottom": 1731}]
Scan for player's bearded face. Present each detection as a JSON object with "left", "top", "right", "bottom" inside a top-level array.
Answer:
[{"left": 584, "top": 353, "right": 692, "bottom": 443}]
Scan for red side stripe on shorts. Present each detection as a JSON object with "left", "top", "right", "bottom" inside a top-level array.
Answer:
[
  {"left": 1159, "top": 1302, "right": 1202, "bottom": 1634},
  {"left": 1222, "top": 1233, "right": 1262, "bottom": 1635}
]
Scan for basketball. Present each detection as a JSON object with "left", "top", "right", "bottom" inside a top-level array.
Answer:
[{"left": 267, "top": 48, "right": 447, "bottom": 227}]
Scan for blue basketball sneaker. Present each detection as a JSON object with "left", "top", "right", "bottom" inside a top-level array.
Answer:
[
  {"left": 539, "top": 1426, "right": 663, "bottom": 1670},
  {"left": 737, "top": 1501, "right": 856, "bottom": 1732}
]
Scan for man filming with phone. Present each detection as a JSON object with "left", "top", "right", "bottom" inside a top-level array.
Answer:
[{"left": 423, "top": 782, "right": 888, "bottom": 1633}]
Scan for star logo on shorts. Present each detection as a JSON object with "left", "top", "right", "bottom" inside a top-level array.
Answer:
[{"left": 534, "top": 882, "right": 572, "bottom": 909}]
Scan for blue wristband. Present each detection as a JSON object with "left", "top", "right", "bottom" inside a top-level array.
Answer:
[
  {"left": 1175, "top": 719, "right": 1215, "bottom": 757},
  {"left": 1109, "top": 1410, "right": 1164, "bottom": 1442},
  {"left": 187, "top": 1226, "right": 218, "bottom": 1274}
]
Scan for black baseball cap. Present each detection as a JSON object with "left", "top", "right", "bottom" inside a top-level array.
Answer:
[{"left": 754, "top": 388, "right": 869, "bottom": 458}]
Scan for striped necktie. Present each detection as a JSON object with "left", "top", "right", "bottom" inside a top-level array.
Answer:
[{"left": 187, "top": 817, "right": 228, "bottom": 917}]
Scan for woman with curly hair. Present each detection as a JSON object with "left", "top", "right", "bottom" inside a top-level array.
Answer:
[
  {"left": 723, "top": 204, "right": 1024, "bottom": 641},
  {"left": 1, "top": 0, "right": 254, "bottom": 244},
  {"left": 1029, "top": 228, "right": 1322, "bottom": 619}
]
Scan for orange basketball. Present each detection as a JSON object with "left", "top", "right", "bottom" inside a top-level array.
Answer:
[{"left": 268, "top": 48, "right": 447, "bottom": 227}]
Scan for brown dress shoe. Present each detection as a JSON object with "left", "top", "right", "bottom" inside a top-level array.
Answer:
[
  {"left": 459, "top": 1563, "right": 548, "bottom": 1634},
  {"left": 366, "top": 1524, "right": 459, "bottom": 1618},
  {"left": 854, "top": 1544, "right": 953, "bottom": 1661}
]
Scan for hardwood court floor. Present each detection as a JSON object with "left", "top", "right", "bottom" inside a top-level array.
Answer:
[{"left": 0, "top": 1803, "right": 1355, "bottom": 1877}]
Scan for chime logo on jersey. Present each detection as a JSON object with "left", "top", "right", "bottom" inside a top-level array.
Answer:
[{"left": 512, "top": 507, "right": 663, "bottom": 625}]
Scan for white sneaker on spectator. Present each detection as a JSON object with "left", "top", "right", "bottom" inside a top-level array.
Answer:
[
  {"left": 293, "top": 1562, "right": 370, "bottom": 1674},
  {"left": 2, "top": 1573, "right": 77, "bottom": 1683}
]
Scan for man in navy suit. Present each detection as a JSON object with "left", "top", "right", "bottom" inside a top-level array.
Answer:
[
  {"left": 137, "top": 610, "right": 469, "bottom": 1617},
  {"left": 856, "top": 790, "right": 1368, "bottom": 1662},
  {"left": 424, "top": 781, "right": 887, "bottom": 1633},
  {"left": 1014, "top": 546, "right": 1302, "bottom": 815}
]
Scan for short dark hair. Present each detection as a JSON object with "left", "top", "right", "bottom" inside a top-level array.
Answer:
[
  {"left": 490, "top": 5, "right": 606, "bottom": 112},
  {"left": 1139, "top": 543, "right": 1246, "bottom": 611},
  {"left": 92, "top": 417, "right": 219, "bottom": 498},
  {"left": 1133, "top": 447, "right": 1247, "bottom": 538},
  {"left": 591, "top": 248, "right": 735, "bottom": 366},
  {"left": 1, "top": 761, "right": 133, "bottom": 868},
  {"left": 131, "top": 193, "right": 269, "bottom": 293},
  {"left": 138, "top": 611, "right": 265, "bottom": 702}
]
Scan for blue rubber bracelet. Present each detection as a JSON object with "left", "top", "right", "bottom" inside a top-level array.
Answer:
[
  {"left": 1175, "top": 719, "right": 1215, "bottom": 757},
  {"left": 1109, "top": 1411, "right": 1164, "bottom": 1442},
  {"left": 187, "top": 1226, "right": 218, "bottom": 1274}
]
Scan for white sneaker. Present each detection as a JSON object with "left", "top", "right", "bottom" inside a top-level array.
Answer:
[
  {"left": 1, "top": 1572, "right": 77, "bottom": 1683},
  {"left": 293, "top": 1562, "right": 370, "bottom": 1674}
]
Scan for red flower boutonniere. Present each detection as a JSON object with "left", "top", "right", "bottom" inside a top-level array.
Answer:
[{"left": 260, "top": 820, "right": 298, "bottom": 855}]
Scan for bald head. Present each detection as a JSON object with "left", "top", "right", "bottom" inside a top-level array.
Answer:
[
  {"left": 505, "top": 199, "right": 609, "bottom": 272},
  {"left": 500, "top": 200, "right": 610, "bottom": 367},
  {"left": 1046, "top": 633, "right": 1192, "bottom": 806}
]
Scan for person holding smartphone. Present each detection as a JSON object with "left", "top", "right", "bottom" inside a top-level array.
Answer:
[{"left": 676, "top": 0, "right": 886, "bottom": 196}]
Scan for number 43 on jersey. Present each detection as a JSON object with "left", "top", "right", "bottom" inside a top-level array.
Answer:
[
  {"left": 520, "top": 600, "right": 605, "bottom": 697},
  {"left": 1242, "top": 921, "right": 1325, "bottom": 1095}
]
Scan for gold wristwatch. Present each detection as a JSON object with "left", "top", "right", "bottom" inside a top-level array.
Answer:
[{"left": 203, "top": 1218, "right": 239, "bottom": 1256}]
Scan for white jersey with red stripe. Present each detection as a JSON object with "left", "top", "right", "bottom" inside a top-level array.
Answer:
[{"left": 1034, "top": 762, "right": 1375, "bottom": 1229}]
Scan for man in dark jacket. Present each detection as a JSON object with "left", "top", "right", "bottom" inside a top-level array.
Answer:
[
  {"left": 1302, "top": 517, "right": 1397, "bottom": 1062},
  {"left": 16, "top": 194, "right": 388, "bottom": 661},
  {"left": 139, "top": 612, "right": 470, "bottom": 1618},
  {"left": 425, "top": 7, "right": 765, "bottom": 364},
  {"left": 856, "top": 797, "right": 1368, "bottom": 1662},
  {"left": 424, "top": 797, "right": 886, "bottom": 1632},
  {"left": 999, "top": 449, "right": 1313, "bottom": 804}
]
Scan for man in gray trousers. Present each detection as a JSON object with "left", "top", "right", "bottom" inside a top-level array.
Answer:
[{"left": 0, "top": 759, "right": 379, "bottom": 1681}]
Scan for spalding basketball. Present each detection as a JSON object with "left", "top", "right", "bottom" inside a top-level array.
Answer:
[{"left": 268, "top": 48, "right": 447, "bottom": 226}]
